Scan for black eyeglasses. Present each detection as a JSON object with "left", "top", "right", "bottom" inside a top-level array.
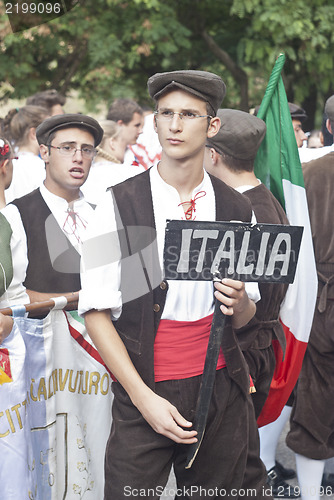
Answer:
[{"left": 47, "top": 144, "right": 97, "bottom": 159}]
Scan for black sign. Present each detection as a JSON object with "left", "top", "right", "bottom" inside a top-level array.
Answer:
[{"left": 163, "top": 220, "right": 303, "bottom": 283}]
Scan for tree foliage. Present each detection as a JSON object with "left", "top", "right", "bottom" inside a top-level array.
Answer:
[{"left": 1, "top": 0, "right": 333, "bottom": 126}]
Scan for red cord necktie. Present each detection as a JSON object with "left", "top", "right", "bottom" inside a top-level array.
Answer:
[
  {"left": 63, "top": 208, "right": 87, "bottom": 243},
  {"left": 178, "top": 190, "right": 206, "bottom": 220}
]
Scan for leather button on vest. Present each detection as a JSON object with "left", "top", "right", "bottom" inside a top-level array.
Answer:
[
  {"left": 153, "top": 304, "right": 161, "bottom": 312},
  {"left": 159, "top": 281, "right": 167, "bottom": 290}
]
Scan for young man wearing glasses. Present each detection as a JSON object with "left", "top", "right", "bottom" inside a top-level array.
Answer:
[
  {"left": 79, "top": 71, "right": 270, "bottom": 499},
  {"left": 9, "top": 114, "right": 103, "bottom": 307}
]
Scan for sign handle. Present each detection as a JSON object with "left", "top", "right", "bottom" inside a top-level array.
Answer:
[{"left": 185, "top": 295, "right": 226, "bottom": 468}]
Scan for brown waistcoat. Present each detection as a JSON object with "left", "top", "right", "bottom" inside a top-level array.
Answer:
[
  {"left": 237, "top": 183, "right": 288, "bottom": 352},
  {"left": 303, "top": 153, "right": 334, "bottom": 309}
]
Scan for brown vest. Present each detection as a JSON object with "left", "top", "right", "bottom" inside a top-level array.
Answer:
[
  {"left": 303, "top": 152, "right": 334, "bottom": 309},
  {"left": 11, "top": 189, "right": 81, "bottom": 293},
  {"left": 237, "top": 183, "right": 288, "bottom": 351},
  {"left": 111, "top": 170, "right": 253, "bottom": 395}
]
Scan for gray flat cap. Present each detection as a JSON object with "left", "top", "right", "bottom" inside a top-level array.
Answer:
[
  {"left": 288, "top": 103, "right": 307, "bottom": 122},
  {"left": 325, "top": 95, "right": 334, "bottom": 123},
  {"left": 206, "top": 109, "right": 266, "bottom": 160},
  {"left": 36, "top": 113, "right": 104, "bottom": 147},
  {"left": 147, "top": 70, "right": 226, "bottom": 115},
  {"left": 254, "top": 102, "right": 307, "bottom": 123}
]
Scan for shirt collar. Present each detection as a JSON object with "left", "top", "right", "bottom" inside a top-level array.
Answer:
[
  {"left": 151, "top": 163, "right": 208, "bottom": 197},
  {"left": 235, "top": 179, "right": 261, "bottom": 194},
  {"left": 40, "top": 182, "right": 85, "bottom": 211}
]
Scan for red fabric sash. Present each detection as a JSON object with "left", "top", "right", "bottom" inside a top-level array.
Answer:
[{"left": 154, "top": 313, "right": 226, "bottom": 382}]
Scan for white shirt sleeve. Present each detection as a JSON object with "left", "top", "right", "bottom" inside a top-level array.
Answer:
[
  {"left": 78, "top": 191, "right": 122, "bottom": 319},
  {"left": 0, "top": 204, "right": 29, "bottom": 308}
]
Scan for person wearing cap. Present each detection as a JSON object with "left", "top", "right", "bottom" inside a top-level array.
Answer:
[
  {"left": 252, "top": 102, "right": 309, "bottom": 493},
  {"left": 255, "top": 102, "right": 307, "bottom": 150},
  {"left": 205, "top": 109, "right": 288, "bottom": 417},
  {"left": 9, "top": 113, "right": 103, "bottom": 307},
  {"left": 288, "top": 103, "right": 308, "bottom": 148},
  {"left": 78, "top": 70, "right": 271, "bottom": 498},
  {"left": 284, "top": 94, "right": 334, "bottom": 500},
  {"left": 204, "top": 109, "right": 298, "bottom": 498}
]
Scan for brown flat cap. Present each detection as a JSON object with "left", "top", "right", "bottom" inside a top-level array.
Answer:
[
  {"left": 254, "top": 102, "right": 308, "bottom": 123},
  {"left": 288, "top": 103, "right": 307, "bottom": 122},
  {"left": 206, "top": 109, "right": 266, "bottom": 161},
  {"left": 325, "top": 95, "right": 334, "bottom": 122},
  {"left": 147, "top": 70, "right": 226, "bottom": 115},
  {"left": 36, "top": 113, "right": 104, "bottom": 147}
]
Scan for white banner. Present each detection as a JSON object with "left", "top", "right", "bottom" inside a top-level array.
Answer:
[{"left": 0, "top": 310, "right": 113, "bottom": 500}]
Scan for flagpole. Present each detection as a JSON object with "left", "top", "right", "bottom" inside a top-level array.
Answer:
[
  {"left": 256, "top": 53, "right": 286, "bottom": 120},
  {"left": 253, "top": 52, "right": 318, "bottom": 427},
  {"left": 0, "top": 292, "right": 79, "bottom": 317}
]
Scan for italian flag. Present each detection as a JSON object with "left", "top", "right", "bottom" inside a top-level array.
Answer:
[{"left": 255, "top": 54, "right": 318, "bottom": 427}]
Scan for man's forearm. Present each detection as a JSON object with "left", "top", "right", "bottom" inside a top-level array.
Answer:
[
  {"left": 0, "top": 313, "right": 14, "bottom": 345},
  {"left": 84, "top": 309, "right": 198, "bottom": 444},
  {"left": 84, "top": 309, "right": 150, "bottom": 404}
]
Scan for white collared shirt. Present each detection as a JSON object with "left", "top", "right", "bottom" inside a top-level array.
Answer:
[
  {"left": 39, "top": 183, "right": 94, "bottom": 251},
  {"left": 0, "top": 204, "right": 29, "bottom": 308},
  {"left": 299, "top": 143, "right": 334, "bottom": 164},
  {"left": 234, "top": 179, "right": 261, "bottom": 194}
]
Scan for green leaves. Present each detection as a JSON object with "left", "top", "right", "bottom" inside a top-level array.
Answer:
[{"left": 1, "top": 0, "right": 333, "bottom": 122}]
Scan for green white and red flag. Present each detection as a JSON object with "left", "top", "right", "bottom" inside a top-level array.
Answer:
[{"left": 255, "top": 53, "right": 318, "bottom": 427}]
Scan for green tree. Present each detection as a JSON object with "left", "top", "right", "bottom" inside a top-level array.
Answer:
[
  {"left": 231, "top": 0, "right": 334, "bottom": 126},
  {"left": 0, "top": 0, "right": 193, "bottom": 108},
  {"left": 1, "top": 0, "right": 333, "bottom": 127}
]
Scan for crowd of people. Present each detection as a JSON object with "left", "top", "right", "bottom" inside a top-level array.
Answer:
[{"left": 0, "top": 72, "right": 333, "bottom": 499}]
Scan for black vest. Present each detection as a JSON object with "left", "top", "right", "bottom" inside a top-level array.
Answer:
[
  {"left": 12, "top": 189, "right": 81, "bottom": 293},
  {"left": 111, "top": 170, "right": 253, "bottom": 394}
]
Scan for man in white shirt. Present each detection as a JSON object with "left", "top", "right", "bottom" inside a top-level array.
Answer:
[
  {"left": 79, "top": 70, "right": 271, "bottom": 499},
  {"left": 10, "top": 114, "right": 103, "bottom": 307}
]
